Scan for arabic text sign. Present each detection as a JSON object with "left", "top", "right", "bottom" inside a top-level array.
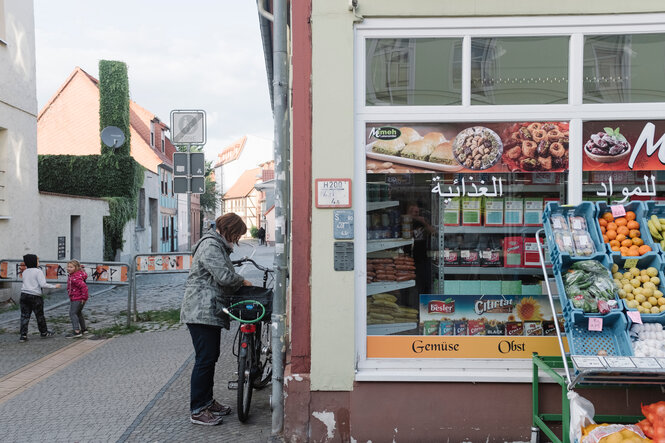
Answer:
[
  {"left": 594, "top": 174, "right": 658, "bottom": 204},
  {"left": 135, "top": 254, "right": 192, "bottom": 272},
  {"left": 0, "top": 260, "right": 128, "bottom": 283},
  {"left": 431, "top": 175, "right": 504, "bottom": 199}
]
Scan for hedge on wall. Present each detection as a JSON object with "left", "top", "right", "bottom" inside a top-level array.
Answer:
[
  {"left": 99, "top": 60, "right": 131, "bottom": 157},
  {"left": 38, "top": 155, "right": 142, "bottom": 198}
]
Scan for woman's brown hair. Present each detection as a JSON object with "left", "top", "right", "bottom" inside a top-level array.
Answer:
[{"left": 216, "top": 213, "right": 247, "bottom": 244}]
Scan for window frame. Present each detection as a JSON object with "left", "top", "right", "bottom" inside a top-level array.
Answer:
[{"left": 353, "top": 14, "right": 665, "bottom": 383}]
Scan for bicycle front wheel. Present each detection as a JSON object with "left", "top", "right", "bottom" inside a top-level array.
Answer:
[{"left": 237, "top": 334, "right": 254, "bottom": 423}]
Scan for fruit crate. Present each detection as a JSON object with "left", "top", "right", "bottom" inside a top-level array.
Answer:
[
  {"left": 612, "top": 253, "right": 665, "bottom": 321},
  {"left": 643, "top": 200, "right": 665, "bottom": 254},
  {"left": 596, "top": 201, "right": 658, "bottom": 259},
  {"left": 543, "top": 201, "right": 605, "bottom": 265},
  {"left": 564, "top": 310, "right": 633, "bottom": 357},
  {"left": 625, "top": 314, "right": 665, "bottom": 358},
  {"left": 553, "top": 254, "right": 622, "bottom": 324}
]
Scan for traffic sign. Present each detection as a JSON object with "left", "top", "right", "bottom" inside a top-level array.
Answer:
[
  {"left": 191, "top": 176, "right": 205, "bottom": 194},
  {"left": 190, "top": 152, "right": 205, "bottom": 176},
  {"left": 173, "top": 152, "right": 189, "bottom": 176},
  {"left": 170, "top": 110, "right": 206, "bottom": 145},
  {"left": 174, "top": 177, "right": 188, "bottom": 193}
]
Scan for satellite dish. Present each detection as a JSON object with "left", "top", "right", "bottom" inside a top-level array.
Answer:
[{"left": 101, "top": 126, "right": 126, "bottom": 149}]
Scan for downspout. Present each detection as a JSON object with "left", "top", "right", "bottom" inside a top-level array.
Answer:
[{"left": 269, "top": 0, "right": 290, "bottom": 436}]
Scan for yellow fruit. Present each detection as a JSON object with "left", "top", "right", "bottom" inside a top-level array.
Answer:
[
  {"left": 635, "top": 294, "right": 646, "bottom": 303},
  {"left": 660, "top": 305, "right": 665, "bottom": 312},
  {"left": 629, "top": 300, "right": 639, "bottom": 308},
  {"left": 613, "top": 272, "right": 623, "bottom": 280},
  {"left": 618, "top": 289, "right": 627, "bottom": 298},
  {"left": 601, "top": 431, "right": 623, "bottom": 443},
  {"left": 612, "top": 263, "right": 619, "bottom": 273},
  {"left": 654, "top": 290, "right": 664, "bottom": 298},
  {"left": 623, "top": 284, "right": 634, "bottom": 293},
  {"left": 642, "top": 288, "right": 654, "bottom": 298},
  {"left": 651, "top": 276, "right": 661, "bottom": 285},
  {"left": 631, "top": 279, "right": 641, "bottom": 288},
  {"left": 658, "top": 297, "right": 665, "bottom": 306},
  {"left": 646, "top": 266, "right": 659, "bottom": 277},
  {"left": 651, "top": 306, "right": 661, "bottom": 314},
  {"left": 640, "top": 275, "right": 651, "bottom": 283},
  {"left": 630, "top": 267, "right": 641, "bottom": 277},
  {"left": 643, "top": 282, "right": 656, "bottom": 291},
  {"left": 649, "top": 296, "right": 658, "bottom": 306},
  {"left": 641, "top": 269, "right": 649, "bottom": 276},
  {"left": 621, "top": 278, "right": 631, "bottom": 286},
  {"left": 642, "top": 301, "right": 653, "bottom": 310},
  {"left": 638, "top": 306, "right": 646, "bottom": 313},
  {"left": 626, "top": 293, "right": 635, "bottom": 301}
]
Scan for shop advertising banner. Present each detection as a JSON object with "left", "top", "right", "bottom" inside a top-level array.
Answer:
[
  {"left": 583, "top": 120, "right": 665, "bottom": 171},
  {"left": 366, "top": 121, "right": 569, "bottom": 174}
]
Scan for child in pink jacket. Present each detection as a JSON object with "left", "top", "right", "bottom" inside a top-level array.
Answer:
[{"left": 66, "top": 260, "right": 89, "bottom": 338}]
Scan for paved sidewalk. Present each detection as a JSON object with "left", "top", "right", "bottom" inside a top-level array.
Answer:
[{"left": 0, "top": 240, "right": 278, "bottom": 442}]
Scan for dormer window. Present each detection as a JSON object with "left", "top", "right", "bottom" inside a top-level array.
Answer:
[
  {"left": 161, "top": 130, "right": 165, "bottom": 152},
  {"left": 150, "top": 121, "right": 155, "bottom": 148}
]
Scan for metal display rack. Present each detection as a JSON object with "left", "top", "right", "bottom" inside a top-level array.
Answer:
[{"left": 531, "top": 227, "right": 665, "bottom": 443}]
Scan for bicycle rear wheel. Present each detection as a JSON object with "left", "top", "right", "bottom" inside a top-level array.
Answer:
[
  {"left": 254, "top": 321, "right": 272, "bottom": 389},
  {"left": 237, "top": 334, "right": 254, "bottom": 422}
]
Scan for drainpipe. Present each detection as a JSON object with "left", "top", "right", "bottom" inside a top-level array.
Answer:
[{"left": 270, "top": 0, "right": 289, "bottom": 436}]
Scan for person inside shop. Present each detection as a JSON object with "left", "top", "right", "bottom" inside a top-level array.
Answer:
[{"left": 406, "top": 202, "right": 436, "bottom": 295}]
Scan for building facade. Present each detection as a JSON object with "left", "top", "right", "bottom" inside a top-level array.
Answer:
[{"left": 258, "top": 1, "right": 665, "bottom": 441}]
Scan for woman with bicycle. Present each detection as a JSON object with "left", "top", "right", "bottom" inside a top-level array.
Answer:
[{"left": 180, "top": 213, "right": 252, "bottom": 426}]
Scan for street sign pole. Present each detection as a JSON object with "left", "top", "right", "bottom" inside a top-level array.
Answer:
[{"left": 187, "top": 143, "right": 192, "bottom": 251}]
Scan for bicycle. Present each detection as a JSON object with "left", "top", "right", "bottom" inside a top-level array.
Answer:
[{"left": 223, "top": 257, "right": 273, "bottom": 423}]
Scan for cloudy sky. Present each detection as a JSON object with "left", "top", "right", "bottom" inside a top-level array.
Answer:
[{"left": 34, "top": 0, "right": 274, "bottom": 162}]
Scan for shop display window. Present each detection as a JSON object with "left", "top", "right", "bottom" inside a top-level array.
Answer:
[
  {"left": 470, "top": 37, "right": 569, "bottom": 105},
  {"left": 583, "top": 34, "right": 665, "bottom": 104},
  {"left": 365, "top": 38, "right": 462, "bottom": 106}
]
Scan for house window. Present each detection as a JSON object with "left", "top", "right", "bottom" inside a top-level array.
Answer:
[
  {"left": 137, "top": 188, "right": 145, "bottom": 228},
  {"left": 150, "top": 121, "right": 155, "bottom": 148},
  {"left": 161, "top": 131, "right": 165, "bottom": 153}
]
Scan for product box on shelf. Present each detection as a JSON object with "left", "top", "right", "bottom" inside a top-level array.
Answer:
[
  {"left": 462, "top": 197, "right": 482, "bottom": 226},
  {"left": 501, "top": 280, "right": 522, "bottom": 295},
  {"left": 523, "top": 237, "right": 544, "bottom": 268},
  {"left": 504, "top": 198, "right": 524, "bottom": 226},
  {"left": 443, "top": 197, "right": 461, "bottom": 226},
  {"left": 503, "top": 236, "right": 523, "bottom": 267},
  {"left": 459, "top": 245, "right": 480, "bottom": 266},
  {"left": 596, "top": 200, "right": 657, "bottom": 259},
  {"left": 524, "top": 198, "right": 544, "bottom": 226},
  {"left": 484, "top": 197, "right": 504, "bottom": 226}
]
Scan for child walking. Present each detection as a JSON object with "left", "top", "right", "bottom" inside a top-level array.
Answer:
[
  {"left": 66, "top": 259, "right": 89, "bottom": 338},
  {"left": 19, "top": 254, "right": 61, "bottom": 342}
]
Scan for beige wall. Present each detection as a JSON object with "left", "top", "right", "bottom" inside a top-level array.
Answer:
[
  {"left": 0, "top": 0, "right": 39, "bottom": 260},
  {"left": 308, "top": 0, "right": 665, "bottom": 391}
]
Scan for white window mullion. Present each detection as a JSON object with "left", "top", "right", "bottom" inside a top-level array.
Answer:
[
  {"left": 462, "top": 35, "right": 471, "bottom": 107},
  {"left": 568, "top": 119, "right": 584, "bottom": 205},
  {"left": 569, "top": 33, "right": 584, "bottom": 107}
]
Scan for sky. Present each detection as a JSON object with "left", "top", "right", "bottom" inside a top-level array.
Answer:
[{"left": 33, "top": 0, "right": 274, "bottom": 162}]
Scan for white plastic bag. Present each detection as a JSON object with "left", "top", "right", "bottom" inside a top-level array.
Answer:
[{"left": 568, "top": 390, "right": 595, "bottom": 442}]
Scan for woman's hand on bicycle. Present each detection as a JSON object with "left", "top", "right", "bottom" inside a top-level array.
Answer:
[{"left": 242, "top": 279, "right": 253, "bottom": 287}]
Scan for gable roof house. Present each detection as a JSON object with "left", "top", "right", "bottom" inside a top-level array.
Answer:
[
  {"left": 38, "top": 67, "right": 188, "bottom": 261},
  {"left": 212, "top": 134, "right": 273, "bottom": 219},
  {"left": 222, "top": 167, "right": 262, "bottom": 234}
]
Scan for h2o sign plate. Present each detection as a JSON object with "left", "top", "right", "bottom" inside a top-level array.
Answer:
[{"left": 170, "top": 110, "right": 206, "bottom": 145}]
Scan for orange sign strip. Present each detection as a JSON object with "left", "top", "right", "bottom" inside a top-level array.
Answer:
[{"left": 367, "top": 336, "right": 569, "bottom": 359}]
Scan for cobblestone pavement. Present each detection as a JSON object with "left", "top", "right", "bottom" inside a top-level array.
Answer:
[{"left": 0, "top": 240, "right": 279, "bottom": 442}]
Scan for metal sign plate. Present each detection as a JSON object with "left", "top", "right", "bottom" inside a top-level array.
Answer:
[
  {"left": 173, "top": 152, "right": 189, "bottom": 176},
  {"left": 191, "top": 152, "right": 205, "bottom": 176},
  {"left": 174, "top": 177, "right": 189, "bottom": 194},
  {"left": 191, "top": 176, "right": 205, "bottom": 194},
  {"left": 334, "top": 241, "right": 354, "bottom": 271},
  {"left": 170, "top": 110, "right": 206, "bottom": 145},
  {"left": 333, "top": 210, "right": 354, "bottom": 239}
]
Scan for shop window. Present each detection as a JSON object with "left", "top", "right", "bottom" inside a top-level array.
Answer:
[
  {"left": 583, "top": 34, "right": 665, "bottom": 103},
  {"left": 365, "top": 122, "right": 568, "bottom": 359},
  {"left": 366, "top": 38, "right": 462, "bottom": 106},
  {"left": 470, "top": 37, "right": 569, "bottom": 105}
]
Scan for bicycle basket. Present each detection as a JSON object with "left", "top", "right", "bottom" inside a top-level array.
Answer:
[{"left": 228, "top": 286, "right": 273, "bottom": 321}]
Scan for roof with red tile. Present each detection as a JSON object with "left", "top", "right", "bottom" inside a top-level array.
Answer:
[
  {"left": 38, "top": 67, "right": 173, "bottom": 174},
  {"left": 223, "top": 168, "right": 261, "bottom": 199},
  {"left": 213, "top": 136, "right": 247, "bottom": 168}
]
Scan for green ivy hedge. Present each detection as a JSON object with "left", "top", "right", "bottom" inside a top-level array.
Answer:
[{"left": 38, "top": 155, "right": 142, "bottom": 197}]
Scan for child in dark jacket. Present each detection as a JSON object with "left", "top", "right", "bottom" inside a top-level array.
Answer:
[
  {"left": 66, "top": 260, "right": 89, "bottom": 338},
  {"left": 19, "top": 254, "right": 61, "bottom": 342}
]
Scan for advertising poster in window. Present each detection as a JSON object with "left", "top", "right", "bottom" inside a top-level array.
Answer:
[
  {"left": 583, "top": 120, "right": 665, "bottom": 171},
  {"left": 366, "top": 121, "right": 569, "bottom": 174}
]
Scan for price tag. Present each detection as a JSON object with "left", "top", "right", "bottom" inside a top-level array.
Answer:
[
  {"left": 657, "top": 358, "right": 665, "bottom": 369},
  {"left": 611, "top": 205, "right": 626, "bottom": 218},
  {"left": 588, "top": 317, "right": 603, "bottom": 331},
  {"left": 623, "top": 258, "right": 639, "bottom": 269},
  {"left": 631, "top": 357, "right": 661, "bottom": 369},
  {"left": 603, "top": 356, "right": 636, "bottom": 368},
  {"left": 572, "top": 355, "right": 605, "bottom": 368},
  {"left": 627, "top": 310, "right": 643, "bottom": 324}
]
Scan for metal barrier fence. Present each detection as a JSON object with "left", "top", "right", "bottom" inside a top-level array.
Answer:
[{"left": 128, "top": 253, "right": 192, "bottom": 325}]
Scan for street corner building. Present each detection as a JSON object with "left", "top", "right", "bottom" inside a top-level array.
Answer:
[{"left": 257, "top": 0, "right": 665, "bottom": 441}]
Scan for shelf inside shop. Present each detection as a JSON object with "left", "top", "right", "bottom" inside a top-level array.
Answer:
[
  {"left": 441, "top": 266, "right": 552, "bottom": 275},
  {"left": 367, "top": 280, "right": 415, "bottom": 296},
  {"left": 367, "top": 238, "right": 414, "bottom": 253},
  {"left": 441, "top": 226, "right": 542, "bottom": 235},
  {"left": 367, "top": 322, "right": 417, "bottom": 335},
  {"left": 366, "top": 200, "right": 399, "bottom": 212}
]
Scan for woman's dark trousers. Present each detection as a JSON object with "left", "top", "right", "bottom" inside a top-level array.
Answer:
[
  {"left": 187, "top": 323, "right": 222, "bottom": 414},
  {"left": 20, "top": 293, "right": 48, "bottom": 336}
]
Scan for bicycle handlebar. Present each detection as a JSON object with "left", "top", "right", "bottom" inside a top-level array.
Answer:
[{"left": 232, "top": 256, "right": 274, "bottom": 273}]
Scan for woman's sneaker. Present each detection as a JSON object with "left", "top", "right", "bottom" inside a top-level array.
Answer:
[
  {"left": 190, "top": 409, "right": 223, "bottom": 426},
  {"left": 66, "top": 331, "right": 83, "bottom": 338},
  {"left": 19, "top": 335, "right": 27, "bottom": 342},
  {"left": 40, "top": 331, "right": 55, "bottom": 338},
  {"left": 208, "top": 400, "right": 232, "bottom": 416},
  {"left": 82, "top": 329, "right": 90, "bottom": 335}
]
